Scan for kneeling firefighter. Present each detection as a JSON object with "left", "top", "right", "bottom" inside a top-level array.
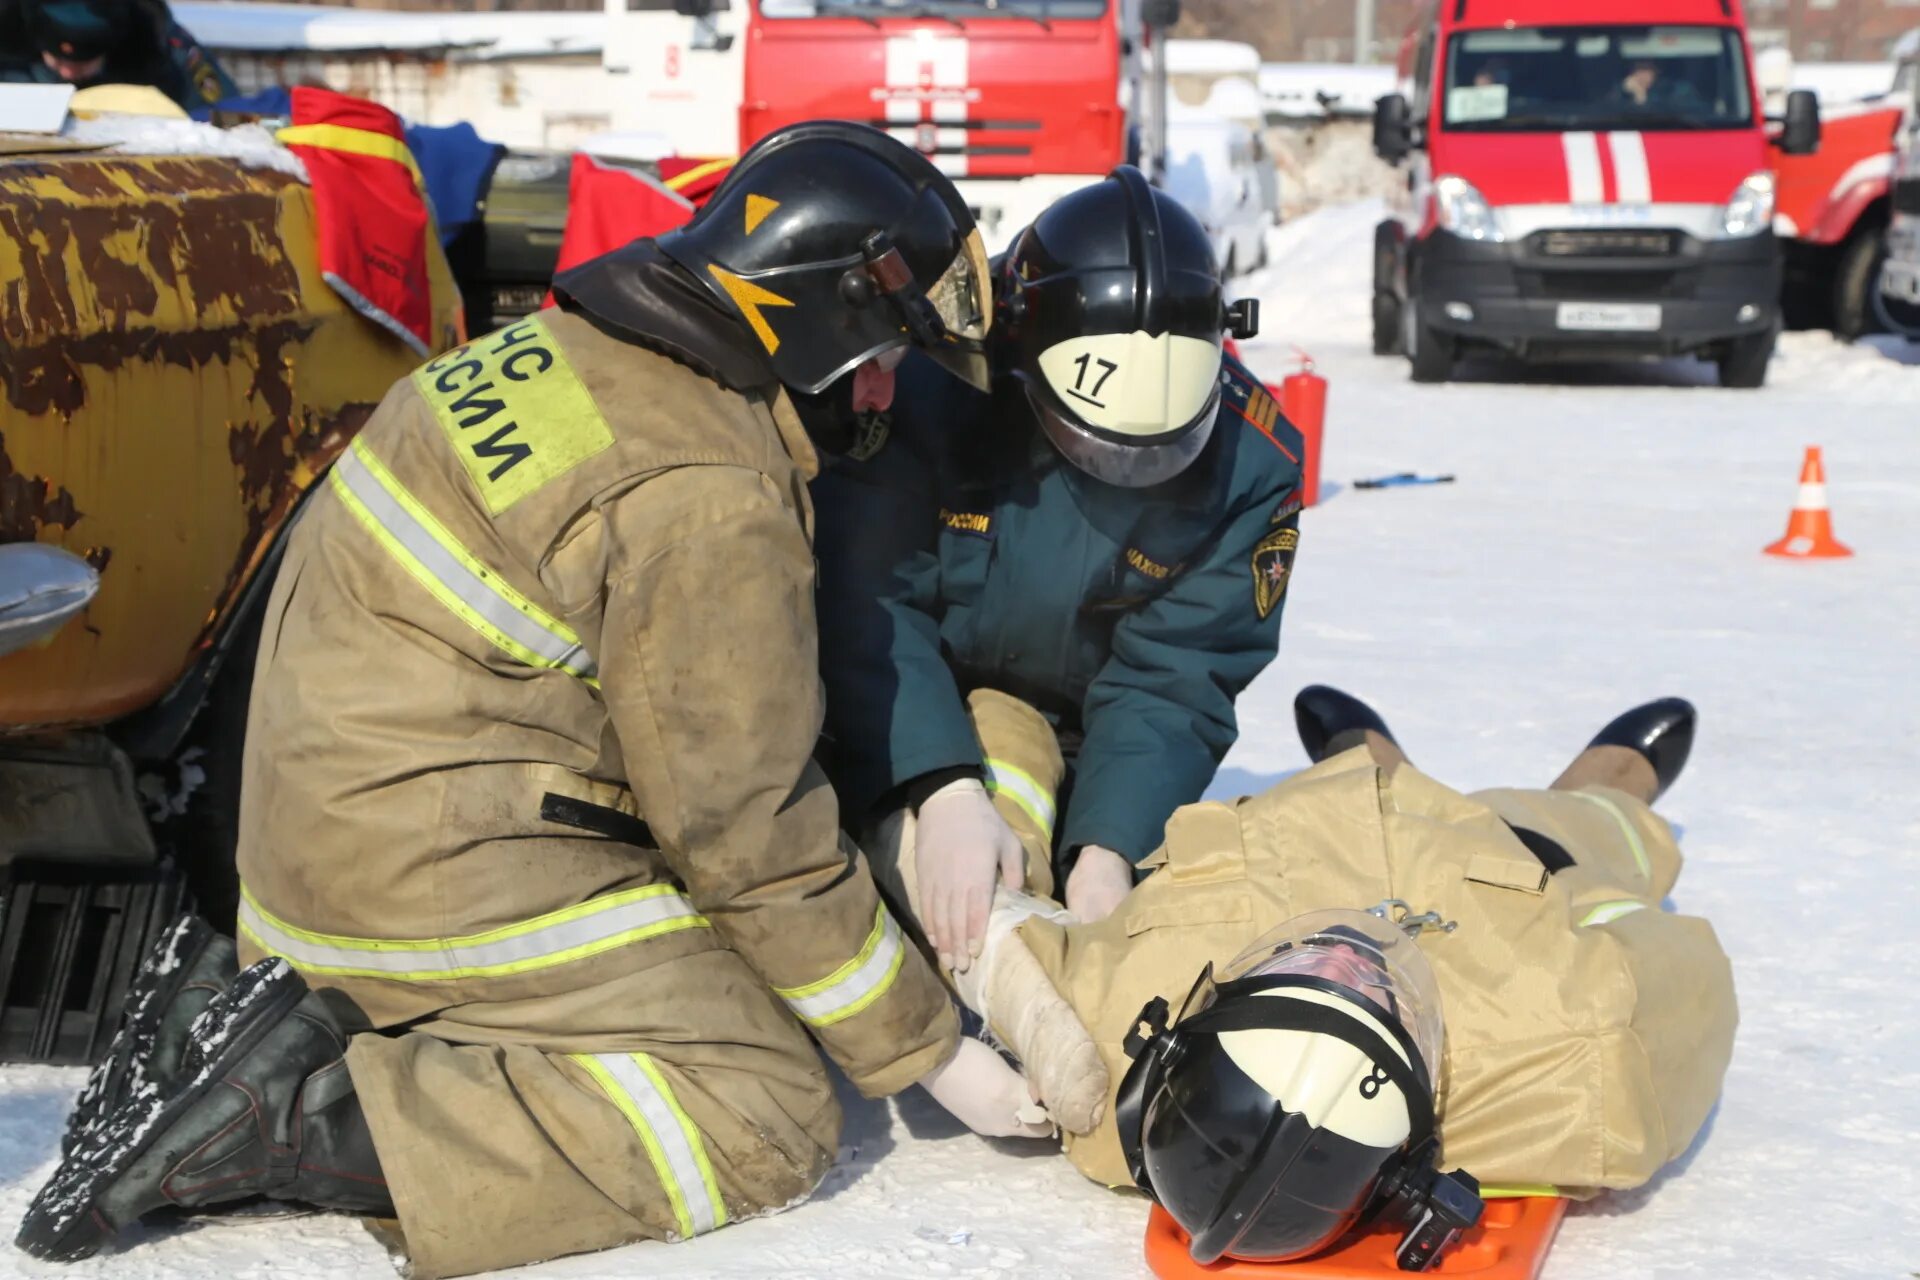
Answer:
[
  {"left": 814, "top": 166, "right": 1300, "bottom": 963},
  {"left": 920, "top": 690, "right": 1735, "bottom": 1270},
  {"left": 18, "top": 122, "right": 1052, "bottom": 1277}
]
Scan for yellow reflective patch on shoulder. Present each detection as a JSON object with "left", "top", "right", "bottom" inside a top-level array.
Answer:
[{"left": 412, "top": 315, "right": 614, "bottom": 515}]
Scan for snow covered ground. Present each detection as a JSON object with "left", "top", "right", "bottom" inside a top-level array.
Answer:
[{"left": 4, "top": 202, "right": 1918, "bottom": 1279}]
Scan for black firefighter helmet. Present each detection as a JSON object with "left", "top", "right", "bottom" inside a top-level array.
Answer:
[
  {"left": 1116, "top": 910, "right": 1484, "bottom": 1272},
  {"left": 658, "top": 120, "right": 991, "bottom": 395},
  {"left": 998, "top": 164, "right": 1259, "bottom": 488}
]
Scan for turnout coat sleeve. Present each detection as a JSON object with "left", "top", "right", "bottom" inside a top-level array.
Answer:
[
  {"left": 1064, "top": 500, "right": 1300, "bottom": 865},
  {"left": 594, "top": 463, "right": 959, "bottom": 1097},
  {"left": 814, "top": 433, "right": 983, "bottom": 819}
]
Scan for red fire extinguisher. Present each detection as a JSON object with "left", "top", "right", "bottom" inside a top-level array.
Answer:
[{"left": 1274, "top": 348, "right": 1326, "bottom": 508}]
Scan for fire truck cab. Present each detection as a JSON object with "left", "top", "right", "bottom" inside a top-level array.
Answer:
[
  {"left": 1878, "top": 30, "right": 1920, "bottom": 332},
  {"left": 605, "top": 0, "right": 1174, "bottom": 252},
  {"left": 1371, "top": 0, "right": 1819, "bottom": 387}
]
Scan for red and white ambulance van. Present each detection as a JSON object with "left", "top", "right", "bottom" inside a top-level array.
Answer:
[{"left": 1370, "top": 0, "right": 1820, "bottom": 387}]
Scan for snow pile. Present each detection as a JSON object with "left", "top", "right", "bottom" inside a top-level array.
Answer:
[
  {"left": 62, "top": 116, "right": 308, "bottom": 181},
  {"left": 172, "top": 2, "right": 604, "bottom": 60},
  {"left": 1, "top": 202, "right": 1917, "bottom": 1280},
  {"left": 1265, "top": 121, "right": 1398, "bottom": 219}
]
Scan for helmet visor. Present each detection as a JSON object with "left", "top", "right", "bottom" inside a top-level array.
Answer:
[
  {"left": 919, "top": 228, "right": 992, "bottom": 390},
  {"left": 1223, "top": 909, "right": 1445, "bottom": 1083},
  {"left": 1032, "top": 387, "right": 1217, "bottom": 489}
]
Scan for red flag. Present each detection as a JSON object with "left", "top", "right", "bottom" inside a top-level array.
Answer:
[{"left": 277, "top": 88, "right": 434, "bottom": 357}]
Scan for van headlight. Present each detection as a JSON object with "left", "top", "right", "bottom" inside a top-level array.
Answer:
[
  {"left": 1433, "top": 176, "right": 1503, "bottom": 243},
  {"left": 1719, "top": 172, "right": 1776, "bottom": 239}
]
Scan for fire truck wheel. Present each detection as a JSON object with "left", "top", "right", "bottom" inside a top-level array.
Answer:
[
  {"left": 1373, "top": 292, "right": 1403, "bottom": 356},
  {"left": 1406, "top": 305, "right": 1454, "bottom": 383},
  {"left": 1716, "top": 329, "right": 1776, "bottom": 389},
  {"left": 1372, "top": 226, "right": 1404, "bottom": 356},
  {"left": 1831, "top": 226, "right": 1888, "bottom": 342}
]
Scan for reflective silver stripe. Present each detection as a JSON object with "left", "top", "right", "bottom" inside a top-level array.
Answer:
[
  {"left": 984, "top": 758, "right": 1056, "bottom": 840},
  {"left": 332, "top": 442, "right": 597, "bottom": 680},
  {"left": 777, "top": 907, "right": 907, "bottom": 1028},
  {"left": 236, "top": 884, "right": 708, "bottom": 981},
  {"left": 583, "top": 1052, "right": 725, "bottom": 1238}
]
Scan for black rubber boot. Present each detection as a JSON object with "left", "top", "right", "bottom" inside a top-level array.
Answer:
[
  {"left": 17, "top": 959, "right": 392, "bottom": 1263},
  {"left": 63, "top": 915, "right": 237, "bottom": 1156},
  {"left": 1294, "top": 685, "right": 1399, "bottom": 764},
  {"left": 1586, "top": 697, "right": 1697, "bottom": 802}
]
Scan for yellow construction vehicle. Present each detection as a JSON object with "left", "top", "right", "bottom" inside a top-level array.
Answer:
[{"left": 0, "top": 143, "right": 460, "bottom": 1064}]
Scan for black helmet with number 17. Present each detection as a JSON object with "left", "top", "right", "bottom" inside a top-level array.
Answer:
[{"left": 998, "top": 165, "right": 1259, "bottom": 488}]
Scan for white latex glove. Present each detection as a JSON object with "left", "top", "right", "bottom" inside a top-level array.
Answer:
[
  {"left": 915, "top": 778, "right": 1027, "bottom": 973},
  {"left": 1064, "top": 845, "right": 1135, "bottom": 924},
  {"left": 917, "top": 1037, "right": 1054, "bottom": 1140}
]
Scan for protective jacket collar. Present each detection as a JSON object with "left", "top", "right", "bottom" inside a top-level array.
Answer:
[{"left": 552, "top": 240, "right": 777, "bottom": 395}]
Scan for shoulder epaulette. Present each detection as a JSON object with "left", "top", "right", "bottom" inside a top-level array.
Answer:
[{"left": 1218, "top": 357, "right": 1302, "bottom": 466}]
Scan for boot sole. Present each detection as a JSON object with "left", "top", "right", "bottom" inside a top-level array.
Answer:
[
  {"left": 16, "top": 961, "right": 309, "bottom": 1263},
  {"left": 62, "top": 917, "right": 226, "bottom": 1156}
]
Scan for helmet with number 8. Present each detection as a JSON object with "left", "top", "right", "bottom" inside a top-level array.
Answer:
[
  {"left": 1114, "top": 909, "right": 1484, "bottom": 1271},
  {"left": 997, "top": 165, "right": 1255, "bottom": 488}
]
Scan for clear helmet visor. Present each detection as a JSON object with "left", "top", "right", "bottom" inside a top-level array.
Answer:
[
  {"left": 920, "top": 228, "right": 993, "bottom": 391},
  {"left": 1030, "top": 385, "right": 1218, "bottom": 489},
  {"left": 1220, "top": 908, "right": 1445, "bottom": 1082}
]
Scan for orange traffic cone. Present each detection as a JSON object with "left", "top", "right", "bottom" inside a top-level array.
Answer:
[{"left": 1764, "top": 446, "right": 1852, "bottom": 559}]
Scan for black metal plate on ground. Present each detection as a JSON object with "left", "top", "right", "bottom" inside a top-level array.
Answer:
[{"left": 0, "top": 863, "right": 186, "bottom": 1065}]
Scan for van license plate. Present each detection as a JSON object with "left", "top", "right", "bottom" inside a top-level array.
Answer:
[{"left": 1556, "top": 302, "right": 1662, "bottom": 331}]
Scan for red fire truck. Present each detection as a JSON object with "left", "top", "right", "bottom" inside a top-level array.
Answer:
[
  {"left": 1370, "top": 0, "right": 1820, "bottom": 388},
  {"left": 606, "top": 0, "right": 1174, "bottom": 250},
  {"left": 1767, "top": 51, "right": 1905, "bottom": 339}
]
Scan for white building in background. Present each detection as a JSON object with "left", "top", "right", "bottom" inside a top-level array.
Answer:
[
  {"left": 174, "top": 2, "right": 617, "bottom": 150},
  {"left": 174, "top": 2, "right": 749, "bottom": 154}
]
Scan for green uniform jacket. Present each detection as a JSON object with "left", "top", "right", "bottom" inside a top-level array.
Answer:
[{"left": 814, "top": 352, "right": 1305, "bottom": 867}]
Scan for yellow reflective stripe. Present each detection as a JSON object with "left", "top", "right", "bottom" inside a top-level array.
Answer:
[
  {"left": 238, "top": 882, "right": 709, "bottom": 982},
  {"left": 634, "top": 1053, "right": 727, "bottom": 1230},
  {"left": 276, "top": 122, "right": 425, "bottom": 188},
  {"left": 664, "top": 157, "right": 734, "bottom": 191},
  {"left": 774, "top": 905, "right": 907, "bottom": 1028},
  {"left": 573, "top": 1053, "right": 726, "bottom": 1238},
  {"left": 330, "top": 438, "right": 598, "bottom": 683},
  {"left": 1568, "top": 790, "right": 1651, "bottom": 880},
  {"left": 1579, "top": 900, "right": 1648, "bottom": 928},
  {"left": 984, "top": 758, "right": 1056, "bottom": 841},
  {"left": 1479, "top": 1183, "right": 1561, "bottom": 1199}
]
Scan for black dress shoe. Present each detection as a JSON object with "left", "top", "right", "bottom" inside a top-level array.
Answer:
[
  {"left": 1587, "top": 697, "right": 1696, "bottom": 801},
  {"left": 1294, "top": 685, "right": 1399, "bottom": 764}
]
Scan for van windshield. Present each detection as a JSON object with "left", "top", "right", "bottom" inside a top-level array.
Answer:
[{"left": 1443, "top": 26, "right": 1753, "bottom": 132}]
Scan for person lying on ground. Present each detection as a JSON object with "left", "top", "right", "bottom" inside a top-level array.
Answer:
[{"left": 875, "top": 685, "right": 1733, "bottom": 1267}]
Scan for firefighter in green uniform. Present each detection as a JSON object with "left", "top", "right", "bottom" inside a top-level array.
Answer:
[{"left": 815, "top": 167, "right": 1304, "bottom": 968}]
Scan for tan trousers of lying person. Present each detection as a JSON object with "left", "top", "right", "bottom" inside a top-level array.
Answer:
[{"left": 869, "top": 691, "right": 1738, "bottom": 1197}]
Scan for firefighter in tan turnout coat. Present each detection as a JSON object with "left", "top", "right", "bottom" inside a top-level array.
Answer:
[{"left": 17, "top": 123, "right": 1044, "bottom": 1276}]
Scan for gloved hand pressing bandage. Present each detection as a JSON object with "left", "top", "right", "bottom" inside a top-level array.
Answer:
[
  {"left": 917, "top": 1037, "right": 1054, "bottom": 1140},
  {"left": 914, "top": 777, "right": 1027, "bottom": 973}
]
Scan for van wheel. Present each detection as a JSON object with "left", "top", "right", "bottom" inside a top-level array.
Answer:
[
  {"left": 1832, "top": 224, "right": 1887, "bottom": 341},
  {"left": 1406, "top": 304, "right": 1454, "bottom": 383},
  {"left": 1372, "top": 226, "right": 1403, "bottom": 355},
  {"left": 1717, "top": 329, "right": 1776, "bottom": 389}
]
